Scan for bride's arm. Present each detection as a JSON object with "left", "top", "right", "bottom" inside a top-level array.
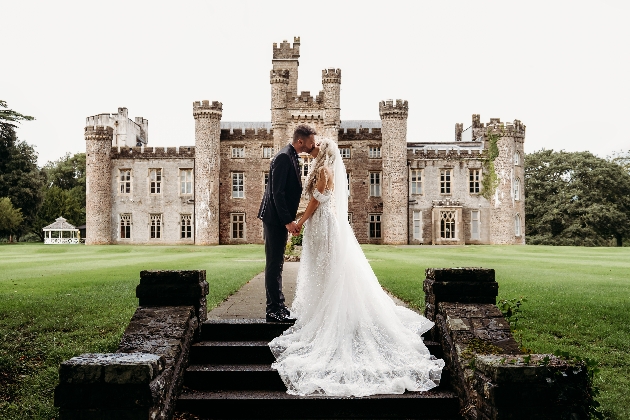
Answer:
[{"left": 296, "top": 168, "right": 327, "bottom": 231}]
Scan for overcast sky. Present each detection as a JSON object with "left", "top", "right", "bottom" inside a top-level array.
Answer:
[{"left": 3, "top": 0, "right": 629, "bottom": 166}]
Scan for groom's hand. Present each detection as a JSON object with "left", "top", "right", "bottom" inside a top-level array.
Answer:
[{"left": 285, "top": 221, "right": 299, "bottom": 235}]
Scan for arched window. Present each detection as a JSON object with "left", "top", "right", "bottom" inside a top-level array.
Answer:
[
  {"left": 515, "top": 213, "right": 522, "bottom": 236},
  {"left": 514, "top": 151, "right": 521, "bottom": 165},
  {"left": 514, "top": 177, "right": 521, "bottom": 201}
]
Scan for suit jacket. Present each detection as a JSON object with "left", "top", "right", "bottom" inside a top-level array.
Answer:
[{"left": 258, "top": 144, "right": 303, "bottom": 226}]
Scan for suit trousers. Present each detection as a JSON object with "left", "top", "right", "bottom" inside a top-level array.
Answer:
[{"left": 263, "top": 222, "right": 288, "bottom": 314}]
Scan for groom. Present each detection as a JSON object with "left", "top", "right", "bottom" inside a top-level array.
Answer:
[{"left": 258, "top": 125, "right": 317, "bottom": 323}]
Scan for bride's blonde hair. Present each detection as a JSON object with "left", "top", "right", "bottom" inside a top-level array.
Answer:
[{"left": 304, "top": 138, "right": 337, "bottom": 198}]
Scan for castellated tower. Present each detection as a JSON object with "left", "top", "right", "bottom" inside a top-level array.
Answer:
[
  {"left": 379, "top": 99, "right": 409, "bottom": 245},
  {"left": 85, "top": 125, "right": 113, "bottom": 245},
  {"left": 270, "top": 70, "right": 290, "bottom": 152},
  {"left": 193, "top": 100, "right": 223, "bottom": 245},
  {"left": 322, "top": 69, "right": 341, "bottom": 141},
  {"left": 272, "top": 37, "right": 300, "bottom": 98},
  {"left": 483, "top": 116, "right": 526, "bottom": 245}
]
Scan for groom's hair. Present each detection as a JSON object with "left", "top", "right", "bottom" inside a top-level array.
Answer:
[{"left": 293, "top": 125, "right": 317, "bottom": 142}]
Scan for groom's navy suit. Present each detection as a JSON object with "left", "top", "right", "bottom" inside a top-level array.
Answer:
[{"left": 258, "top": 144, "right": 302, "bottom": 315}]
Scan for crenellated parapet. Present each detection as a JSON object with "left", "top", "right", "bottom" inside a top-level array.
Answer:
[
  {"left": 85, "top": 125, "right": 114, "bottom": 142},
  {"left": 407, "top": 148, "right": 484, "bottom": 160},
  {"left": 379, "top": 99, "right": 409, "bottom": 120},
  {"left": 290, "top": 91, "right": 323, "bottom": 109},
  {"left": 321, "top": 68, "right": 341, "bottom": 84},
  {"left": 192, "top": 100, "right": 223, "bottom": 120},
  {"left": 272, "top": 37, "right": 300, "bottom": 60},
  {"left": 111, "top": 146, "right": 195, "bottom": 159},
  {"left": 220, "top": 128, "right": 274, "bottom": 141},
  {"left": 270, "top": 69, "right": 289, "bottom": 84},
  {"left": 338, "top": 127, "right": 382, "bottom": 141}
]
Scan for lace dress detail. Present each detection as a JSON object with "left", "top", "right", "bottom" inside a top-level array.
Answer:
[{"left": 269, "top": 184, "right": 444, "bottom": 397}]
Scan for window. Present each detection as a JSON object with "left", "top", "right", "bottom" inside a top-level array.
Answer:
[
  {"left": 181, "top": 214, "right": 192, "bottom": 239},
  {"left": 514, "top": 177, "right": 521, "bottom": 201},
  {"left": 150, "top": 214, "right": 162, "bottom": 239},
  {"left": 231, "top": 213, "right": 245, "bottom": 239},
  {"left": 369, "top": 172, "right": 381, "bottom": 197},
  {"left": 232, "top": 172, "right": 244, "bottom": 198},
  {"left": 149, "top": 168, "right": 162, "bottom": 194},
  {"left": 471, "top": 210, "right": 480, "bottom": 240},
  {"left": 440, "top": 169, "right": 452, "bottom": 194},
  {"left": 340, "top": 147, "right": 351, "bottom": 158},
  {"left": 180, "top": 169, "right": 193, "bottom": 195},
  {"left": 120, "top": 214, "right": 131, "bottom": 239},
  {"left": 413, "top": 210, "right": 422, "bottom": 240},
  {"left": 440, "top": 210, "right": 456, "bottom": 239},
  {"left": 301, "top": 156, "right": 313, "bottom": 178},
  {"left": 263, "top": 172, "right": 269, "bottom": 188},
  {"left": 348, "top": 212, "right": 353, "bottom": 225},
  {"left": 410, "top": 169, "right": 422, "bottom": 195},
  {"left": 469, "top": 169, "right": 481, "bottom": 194},
  {"left": 232, "top": 147, "right": 245, "bottom": 158},
  {"left": 515, "top": 213, "right": 522, "bottom": 236},
  {"left": 514, "top": 151, "right": 521, "bottom": 166},
  {"left": 119, "top": 169, "right": 131, "bottom": 194},
  {"left": 369, "top": 213, "right": 382, "bottom": 238},
  {"left": 346, "top": 172, "right": 351, "bottom": 196},
  {"left": 369, "top": 147, "right": 381, "bottom": 158},
  {"left": 263, "top": 146, "right": 274, "bottom": 158}
]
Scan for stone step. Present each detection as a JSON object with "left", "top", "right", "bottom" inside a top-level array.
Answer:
[
  {"left": 200, "top": 319, "right": 294, "bottom": 341},
  {"left": 176, "top": 389, "right": 461, "bottom": 419},
  {"left": 190, "top": 340, "right": 444, "bottom": 365},
  {"left": 184, "top": 364, "right": 286, "bottom": 391}
]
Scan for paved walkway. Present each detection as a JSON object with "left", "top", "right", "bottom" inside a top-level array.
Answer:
[{"left": 208, "top": 261, "right": 412, "bottom": 319}]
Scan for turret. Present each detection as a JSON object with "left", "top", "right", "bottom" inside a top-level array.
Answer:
[
  {"left": 479, "top": 115, "right": 526, "bottom": 245},
  {"left": 193, "top": 100, "right": 223, "bottom": 245},
  {"left": 85, "top": 125, "right": 113, "bottom": 245},
  {"left": 322, "top": 68, "right": 341, "bottom": 141},
  {"left": 379, "top": 99, "right": 409, "bottom": 245},
  {"left": 270, "top": 70, "right": 290, "bottom": 152},
  {"left": 272, "top": 37, "right": 300, "bottom": 98}
]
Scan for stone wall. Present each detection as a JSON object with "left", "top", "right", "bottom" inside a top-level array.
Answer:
[
  {"left": 110, "top": 151, "right": 195, "bottom": 245},
  {"left": 54, "top": 270, "right": 208, "bottom": 420},
  {"left": 424, "top": 268, "right": 591, "bottom": 419}
]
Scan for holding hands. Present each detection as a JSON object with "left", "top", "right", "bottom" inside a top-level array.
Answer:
[{"left": 286, "top": 221, "right": 300, "bottom": 235}]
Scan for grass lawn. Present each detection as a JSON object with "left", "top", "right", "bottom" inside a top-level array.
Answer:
[
  {"left": 363, "top": 245, "right": 630, "bottom": 420},
  {"left": 0, "top": 244, "right": 265, "bottom": 420},
  {"left": 0, "top": 244, "right": 628, "bottom": 419}
]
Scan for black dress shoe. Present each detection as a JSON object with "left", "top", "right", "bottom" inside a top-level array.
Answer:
[
  {"left": 266, "top": 311, "right": 296, "bottom": 323},
  {"left": 279, "top": 306, "right": 291, "bottom": 317}
]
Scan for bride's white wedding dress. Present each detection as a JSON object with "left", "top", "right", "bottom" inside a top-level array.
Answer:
[{"left": 269, "top": 147, "right": 444, "bottom": 397}]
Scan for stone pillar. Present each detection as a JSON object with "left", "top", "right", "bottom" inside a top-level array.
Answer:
[
  {"left": 322, "top": 68, "right": 341, "bottom": 141},
  {"left": 455, "top": 123, "right": 463, "bottom": 141},
  {"left": 270, "top": 70, "right": 289, "bottom": 152},
  {"left": 193, "top": 100, "right": 222, "bottom": 245},
  {"left": 379, "top": 99, "right": 409, "bottom": 245},
  {"left": 85, "top": 126, "right": 113, "bottom": 245}
]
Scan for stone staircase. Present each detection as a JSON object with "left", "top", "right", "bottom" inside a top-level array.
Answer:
[{"left": 176, "top": 319, "right": 461, "bottom": 420}]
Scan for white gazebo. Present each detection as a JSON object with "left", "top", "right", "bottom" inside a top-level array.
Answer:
[{"left": 43, "top": 217, "right": 80, "bottom": 244}]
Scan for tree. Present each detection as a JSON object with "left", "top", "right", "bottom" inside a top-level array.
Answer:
[
  {"left": 525, "top": 150, "right": 630, "bottom": 246},
  {"left": 0, "top": 101, "right": 44, "bottom": 238},
  {"left": 610, "top": 150, "right": 630, "bottom": 174},
  {"left": 0, "top": 197, "right": 24, "bottom": 241}
]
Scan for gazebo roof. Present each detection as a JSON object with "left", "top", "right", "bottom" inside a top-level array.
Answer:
[{"left": 43, "top": 217, "right": 78, "bottom": 231}]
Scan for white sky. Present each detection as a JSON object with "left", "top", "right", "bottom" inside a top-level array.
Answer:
[{"left": 3, "top": 0, "right": 629, "bottom": 166}]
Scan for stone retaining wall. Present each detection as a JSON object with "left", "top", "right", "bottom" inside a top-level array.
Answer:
[
  {"left": 425, "top": 267, "right": 590, "bottom": 419},
  {"left": 54, "top": 271, "right": 208, "bottom": 420}
]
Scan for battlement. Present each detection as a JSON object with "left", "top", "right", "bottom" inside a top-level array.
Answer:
[
  {"left": 407, "top": 147, "right": 485, "bottom": 160},
  {"left": 338, "top": 127, "right": 382, "bottom": 140},
  {"left": 272, "top": 37, "right": 300, "bottom": 60},
  {"left": 85, "top": 125, "right": 113, "bottom": 141},
  {"left": 134, "top": 117, "right": 148, "bottom": 126},
  {"left": 288, "top": 91, "right": 324, "bottom": 110},
  {"left": 220, "top": 127, "right": 274, "bottom": 141},
  {"left": 111, "top": 146, "right": 195, "bottom": 159},
  {"left": 379, "top": 99, "right": 409, "bottom": 119},
  {"left": 322, "top": 68, "right": 341, "bottom": 83},
  {"left": 270, "top": 69, "right": 289, "bottom": 83},
  {"left": 193, "top": 100, "right": 223, "bottom": 119}
]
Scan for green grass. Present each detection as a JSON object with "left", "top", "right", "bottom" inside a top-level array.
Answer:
[
  {"left": 1, "top": 244, "right": 628, "bottom": 419},
  {"left": 0, "top": 244, "right": 265, "bottom": 419},
  {"left": 363, "top": 245, "right": 630, "bottom": 420}
]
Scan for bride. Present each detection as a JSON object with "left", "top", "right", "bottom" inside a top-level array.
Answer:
[{"left": 268, "top": 139, "right": 444, "bottom": 397}]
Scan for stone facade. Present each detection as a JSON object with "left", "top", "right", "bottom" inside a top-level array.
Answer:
[{"left": 84, "top": 38, "right": 526, "bottom": 245}]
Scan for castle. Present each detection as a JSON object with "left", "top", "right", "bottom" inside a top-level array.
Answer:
[{"left": 84, "top": 37, "right": 525, "bottom": 246}]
